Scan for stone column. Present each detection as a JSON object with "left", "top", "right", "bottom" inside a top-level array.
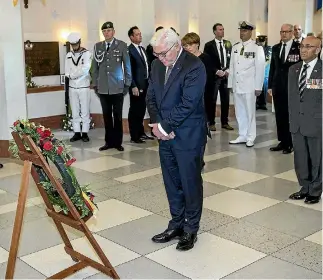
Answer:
[{"left": 0, "top": 1, "right": 27, "bottom": 157}]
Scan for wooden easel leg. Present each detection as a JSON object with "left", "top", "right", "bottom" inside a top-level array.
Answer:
[{"left": 5, "top": 161, "right": 32, "bottom": 279}]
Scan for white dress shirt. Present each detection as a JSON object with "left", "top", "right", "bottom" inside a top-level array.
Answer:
[
  {"left": 280, "top": 39, "right": 293, "bottom": 61},
  {"left": 299, "top": 57, "right": 318, "bottom": 81},
  {"left": 214, "top": 38, "right": 227, "bottom": 69},
  {"left": 158, "top": 47, "right": 183, "bottom": 136},
  {"left": 105, "top": 38, "right": 115, "bottom": 50},
  {"left": 132, "top": 42, "right": 149, "bottom": 78}
]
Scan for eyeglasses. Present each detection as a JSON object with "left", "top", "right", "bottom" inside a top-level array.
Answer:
[
  {"left": 300, "top": 45, "right": 318, "bottom": 50},
  {"left": 280, "top": 31, "right": 292, "bottom": 34},
  {"left": 153, "top": 43, "right": 176, "bottom": 58}
]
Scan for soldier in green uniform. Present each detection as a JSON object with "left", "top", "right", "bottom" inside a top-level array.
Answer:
[{"left": 92, "top": 21, "right": 132, "bottom": 152}]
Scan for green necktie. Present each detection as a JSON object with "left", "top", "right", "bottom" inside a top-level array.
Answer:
[{"left": 240, "top": 45, "right": 244, "bottom": 56}]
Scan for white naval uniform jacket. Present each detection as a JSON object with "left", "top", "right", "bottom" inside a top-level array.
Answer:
[
  {"left": 65, "top": 49, "right": 92, "bottom": 88},
  {"left": 228, "top": 39, "right": 266, "bottom": 94}
]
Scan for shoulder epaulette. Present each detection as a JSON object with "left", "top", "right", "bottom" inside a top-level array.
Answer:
[{"left": 233, "top": 42, "right": 240, "bottom": 46}]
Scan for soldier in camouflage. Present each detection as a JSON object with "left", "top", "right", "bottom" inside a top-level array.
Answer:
[{"left": 92, "top": 21, "right": 132, "bottom": 152}]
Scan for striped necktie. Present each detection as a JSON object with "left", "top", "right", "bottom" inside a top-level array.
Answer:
[
  {"left": 299, "top": 63, "right": 309, "bottom": 100},
  {"left": 164, "top": 65, "right": 173, "bottom": 85}
]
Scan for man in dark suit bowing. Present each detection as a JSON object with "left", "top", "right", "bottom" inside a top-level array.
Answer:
[
  {"left": 288, "top": 36, "right": 322, "bottom": 204},
  {"left": 127, "top": 26, "right": 153, "bottom": 143},
  {"left": 146, "top": 28, "right": 207, "bottom": 251},
  {"left": 268, "top": 24, "right": 301, "bottom": 154},
  {"left": 203, "top": 23, "right": 233, "bottom": 131}
]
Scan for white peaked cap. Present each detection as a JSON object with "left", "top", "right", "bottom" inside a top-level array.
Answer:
[{"left": 67, "top": 32, "right": 81, "bottom": 44}]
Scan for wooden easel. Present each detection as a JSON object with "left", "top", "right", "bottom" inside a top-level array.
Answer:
[{"left": 5, "top": 132, "right": 120, "bottom": 279}]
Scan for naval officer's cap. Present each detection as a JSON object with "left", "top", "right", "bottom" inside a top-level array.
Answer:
[
  {"left": 238, "top": 21, "right": 255, "bottom": 30},
  {"left": 67, "top": 32, "right": 81, "bottom": 44},
  {"left": 101, "top": 21, "right": 114, "bottom": 30},
  {"left": 257, "top": 35, "right": 267, "bottom": 42}
]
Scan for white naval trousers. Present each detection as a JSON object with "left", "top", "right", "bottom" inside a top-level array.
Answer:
[
  {"left": 233, "top": 92, "right": 256, "bottom": 142},
  {"left": 69, "top": 87, "right": 91, "bottom": 133}
]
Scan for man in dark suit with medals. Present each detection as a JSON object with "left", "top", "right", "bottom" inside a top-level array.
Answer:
[
  {"left": 268, "top": 24, "right": 301, "bottom": 154},
  {"left": 127, "top": 26, "right": 153, "bottom": 143},
  {"left": 147, "top": 28, "right": 207, "bottom": 251},
  {"left": 288, "top": 36, "right": 322, "bottom": 204},
  {"left": 203, "top": 23, "right": 233, "bottom": 131}
]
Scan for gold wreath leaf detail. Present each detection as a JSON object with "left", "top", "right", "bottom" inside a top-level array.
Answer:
[{"left": 13, "top": 0, "right": 18, "bottom": 7}]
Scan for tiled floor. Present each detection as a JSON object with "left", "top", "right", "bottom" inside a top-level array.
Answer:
[{"left": 0, "top": 109, "right": 322, "bottom": 279}]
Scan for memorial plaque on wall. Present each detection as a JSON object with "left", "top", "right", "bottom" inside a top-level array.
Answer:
[{"left": 24, "top": 42, "right": 60, "bottom": 76}]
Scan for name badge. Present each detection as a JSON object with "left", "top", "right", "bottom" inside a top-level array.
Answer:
[
  {"left": 306, "top": 79, "right": 323, "bottom": 89},
  {"left": 287, "top": 54, "right": 299, "bottom": 62},
  {"left": 244, "top": 52, "right": 255, "bottom": 59}
]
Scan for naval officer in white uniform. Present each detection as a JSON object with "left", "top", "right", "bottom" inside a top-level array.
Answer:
[
  {"left": 228, "top": 21, "right": 266, "bottom": 147},
  {"left": 65, "top": 32, "right": 92, "bottom": 142}
]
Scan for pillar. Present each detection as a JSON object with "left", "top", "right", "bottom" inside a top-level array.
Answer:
[
  {"left": 268, "top": 0, "right": 315, "bottom": 45},
  {"left": 0, "top": 1, "right": 27, "bottom": 157}
]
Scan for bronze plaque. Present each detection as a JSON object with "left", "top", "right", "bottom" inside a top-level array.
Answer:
[{"left": 25, "top": 42, "right": 60, "bottom": 76}]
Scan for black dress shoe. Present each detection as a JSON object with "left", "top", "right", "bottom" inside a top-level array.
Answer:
[
  {"left": 282, "top": 147, "right": 293, "bottom": 154},
  {"left": 0, "top": 163, "right": 3, "bottom": 169},
  {"left": 99, "top": 144, "right": 113, "bottom": 151},
  {"left": 152, "top": 228, "right": 183, "bottom": 243},
  {"left": 115, "top": 146, "right": 124, "bottom": 151},
  {"left": 176, "top": 232, "right": 197, "bottom": 251},
  {"left": 289, "top": 191, "right": 307, "bottom": 200},
  {"left": 305, "top": 196, "right": 321, "bottom": 204},
  {"left": 131, "top": 139, "right": 145, "bottom": 144},
  {"left": 270, "top": 143, "right": 283, "bottom": 151},
  {"left": 70, "top": 132, "right": 82, "bottom": 142},
  {"left": 82, "top": 133, "right": 90, "bottom": 142},
  {"left": 141, "top": 134, "right": 154, "bottom": 140}
]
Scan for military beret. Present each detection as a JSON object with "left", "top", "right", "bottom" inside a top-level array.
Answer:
[
  {"left": 101, "top": 21, "right": 114, "bottom": 30},
  {"left": 238, "top": 21, "right": 255, "bottom": 30},
  {"left": 67, "top": 32, "right": 81, "bottom": 44}
]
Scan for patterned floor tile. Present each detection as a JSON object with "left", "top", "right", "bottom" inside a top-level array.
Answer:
[
  {"left": 203, "top": 151, "right": 237, "bottom": 163},
  {"left": 111, "top": 149, "right": 161, "bottom": 167},
  {"left": 86, "top": 199, "right": 153, "bottom": 232},
  {"left": 273, "top": 239, "right": 322, "bottom": 273},
  {"left": 146, "top": 232, "right": 266, "bottom": 279},
  {"left": 286, "top": 198, "right": 323, "bottom": 211},
  {"left": 254, "top": 139, "right": 279, "bottom": 149},
  {"left": 21, "top": 234, "right": 140, "bottom": 278},
  {"left": 117, "top": 187, "right": 169, "bottom": 213},
  {"left": 87, "top": 257, "right": 186, "bottom": 279},
  {"left": 238, "top": 177, "right": 300, "bottom": 201},
  {"left": 72, "top": 156, "right": 134, "bottom": 173},
  {"left": 305, "top": 230, "right": 322, "bottom": 245},
  {"left": 0, "top": 217, "right": 82, "bottom": 257},
  {"left": 96, "top": 164, "right": 151, "bottom": 180},
  {"left": 0, "top": 175, "right": 39, "bottom": 198},
  {"left": 243, "top": 202, "right": 322, "bottom": 238},
  {"left": 0, "top": 247, "right": 8, "bottom": 264},
  {"left": 98, "top": 214, "right": 176, "bottom": 255},
  {"left": 223, "top": 256, "right": 323, "bottom": 279},
  {"left": 203, "top": 167, "right": 268, "bottom": 188},
  {"left": 0, "top": 163, "right": 23, "bottom": 178},
  {"left": 274, "top": 169, "right": 298, "bottom": 182},
  {"left": 85, "top": 144, "right": 142, "bottom": 155},
  {"left": 70, "top": 149, "right": 105, "bottom": 161},
  {"left": 0, "top": 259, "right": 45, "bottom": 279},
  {"left": 211, "top": 220, "right": 300, "bottom": 254},
  {"left": 204, "top": 190, "right": 280, "bottom": 218},
  {"left": 114, "top": 167, "right": 161, "bottom": 183}
]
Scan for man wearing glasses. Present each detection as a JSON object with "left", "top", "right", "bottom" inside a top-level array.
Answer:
[
  {"left": 288, "top": 36, "right": 322, "bottom": 204},
  {"left": 146, "top": 28, "right": 207, "bottom": 251},
  {"left": 268, "top": 24, "right": 301, "bottom": 154}
]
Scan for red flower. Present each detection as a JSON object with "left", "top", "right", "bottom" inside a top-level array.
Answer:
[
  {"left": 57, "top": 146, "right": 63, "bottom": 155},
  {"left": 42, "top": 129, "right": 51, "bottom": 138},
  {"left": 36, "top": 127, "right": 43, "bottom": 135},
  {"left": 66, "top": 158, "right": 76, "bottom": 166},
  {"left": 43, "top": 141, "right": 53, "bottom": 151},
  {"left": 13, "top": 121, "right": 20, "bottom": 126}
]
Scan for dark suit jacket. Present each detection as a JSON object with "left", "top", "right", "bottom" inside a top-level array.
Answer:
[
  {"left": 268, "top": 40, "right": 301, "bottom": 93},
  {"left": 288, "top": 59, "right": 322, "bottom": 137},
  {"left": 146, "top": 44, "right": 155, "bottom": 66},
  {"left": 203, "top": 39, "right": 232, "bottom": 76},
  {"left": 128, "top": 44, "right": 150, "bottom": 90},
  {"left": 146, "top": 50, "right": 207, "bottom": 150}
]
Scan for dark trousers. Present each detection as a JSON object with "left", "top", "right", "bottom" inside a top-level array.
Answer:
[
  {"left": 292, "top": 131, "right": 322, "bottom": 197},
  {"left": 256, "top": 85, "right": 267, "bottom": 106},
  {"left": 99, "top": 93, "right": 124, "bottom": 147},
  {"left": 159, "top": 141, "right": 205, "bottom": 234},
  {"left": 128, "top": 87, "right": 147, "bottom": 141},
  {"left": 205, "top": 79, "right": 229, "bottom": 125},
  {"left": 272, "top": 89, "right": 293, "bottom": 148}
]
